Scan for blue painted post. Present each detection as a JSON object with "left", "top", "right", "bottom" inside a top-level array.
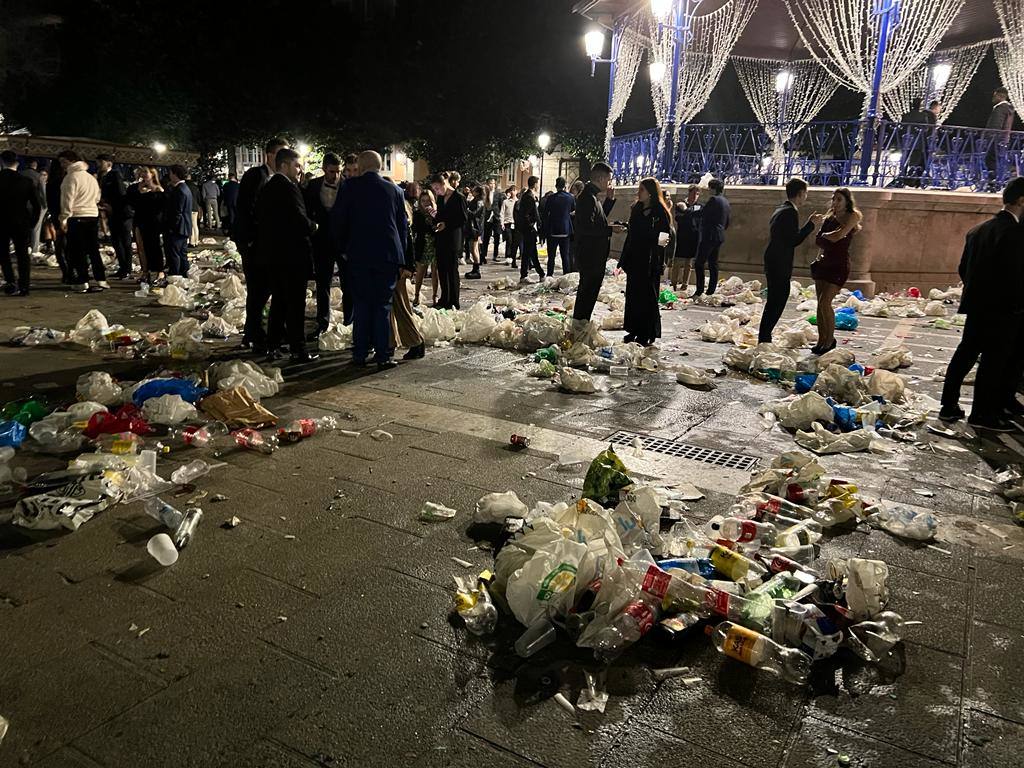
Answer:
[
  {"left": 659, "top": 1, "right": 688, "bottom": 181},
  {"left": 860, "top": 0, "right": 899, "bottom": 184}
]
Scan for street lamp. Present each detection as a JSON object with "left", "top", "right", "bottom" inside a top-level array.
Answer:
[
  {"left": 152, "top": 142, "right": 167, "bottom": 155},
  {"left": 537, "top": 132, "right": 551, "bottom": 194},
  {"left": 651, "top": 0, "right": 673, "bottom": 21},
  {"left": 649, "top": 60, "right": 667, "bottom": 82},
  {"left": 584, "top": 28, "right": 612, "bottom": 77},
  {"left": 931, "top": 61, "right": 952, "bottom": 91}
]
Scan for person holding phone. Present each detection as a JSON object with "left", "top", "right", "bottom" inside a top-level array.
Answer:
[{"left": 618, "top": 177, "right": 673, "bottom": 346}]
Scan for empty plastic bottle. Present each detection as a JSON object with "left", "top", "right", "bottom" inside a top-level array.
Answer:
[
  {"left": 170, "top": 459, "right": 212, "bottom": 485},
  {"left": 589, "top": 592, "right": 661, "bottom": 661},
  {"left": 711, "top": 621, "right": 812, "bottom": 684},
  {"left": 170, "top": 423, "right": 228, "bottom": 448},
  {"left": 144, "top": 497, "right": 185, "bottom": 530},
  {"left": 766, "top": 543, "right": 820, "bottom": 565},
  {"left": 233, "top": 428, "right": 278, "bottom": 455},
  {"left": 173, "top": 507, "right": 203, "bottom": 549},
  {"left": 277, "top": 416, "right": 340, "bottom": 444},
  {"left": 758, "top": 551, "right": 817, "bottom": 583},
  {"left": 846, "top": 611, "right": 904, "bottom": 663},
  {"left": 457, "top": 581, "right": 498, "bottom": 636},
  {"left": 713, "top": 517, "right": 778, "bottom": 545},
  {"left": 709, "top": 543, "right": 768, "bottom": 585}
]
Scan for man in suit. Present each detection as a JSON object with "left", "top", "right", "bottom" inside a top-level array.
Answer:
[
  {"left": 20, "top": 159, "right": 46, "bottom": 254},
  {"left": 221, "top": 173, "right": 239, "bottom": 233},
  {"left": 899, "top": 99, "right": 937, "bottom": 188},
  {"left": 0, "top": 150, "right": 42, "bottom": 295},
  {"left": 939, "top": 176, "right": 1024, "bottom": 431},
  {"left": 484, "top": 179, "right": 504, "bottom": 263},
  {"left": 757, "top": 178, "right": 824, "bottom": 344},
  {"left": 257, "top": 147, "right": 318, "bottom": 363},
  {"left": 162, "top": 164, "right": 193, "bottom": 277},
  {"left": 985, "top": 88, "right": 1016, "bottom": 192},
  {"left": 235, "top": 137, "right": 287, "bottom": 353},
  {"left": 571, "top": 162, "right": 624, "bottom": 331},
  {"left": 304, "top": 152, "right": 344, "bottom": 337},
  {"left": 544, "top": 177, "right": 576, "bottom": 276},
  {"left": 693, "top": 178, "right": 730, "bottom": 297},
  {"left": 97, "top": 153, "right": 135, "bottom": 278},
  {"left": 517, "top": 176, "right": 545, "bottom": 283},
  {"left": 330, "top": 150, "right": 408, "bottom": 370}
]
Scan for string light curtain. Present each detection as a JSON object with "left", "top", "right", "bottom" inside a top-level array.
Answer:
[
  {"left": 881, "top": 40, "right": 991, "bottom": 124},
  {"left": 604, "top": 24, "right": 646, "bottom": 156},
  {"left": 994, "top": 0, "right": 1024, "bottom": 121},
  {"left": 783, "top": 0, "right": 965, "bottom": 113},
  {"left": 732, "top": 56, "right": 840, "bottom": 142}
]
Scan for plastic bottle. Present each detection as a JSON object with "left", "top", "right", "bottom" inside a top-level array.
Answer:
[
  {"left": 709, "top": 543, "right": 768, "bottom": 586},
  {"left": 233, "top": 428, "right": 278, "bottom": 455},
  {"left": 666, "top": 570, "right": 774, "bottom": 632},
  {"left": 277, "top": 416, "right": 339, "bottom": 444},
  {"left": 711, "top": 621, "right": 811, "bottom": 684},
  {"left": 609, "top": 365, "right": 629, "bottom": 377},
  {"left": 170, "top": 423, "right": 229, "bottom": 448},
  {"left": 458, "top": 582, "right": 498, "bottom": 636},
  {"left": 758, "top": 550, "right": 817, "bottom": 583},
  {"left": 144, "top": 497, "right": 185, "bottom": 529},
  {"left": 173, "top": 507, "right": 203, "bottom": 549},
  {"left": 715, "top": 517, "right": 778, "bottom": 545},
  {"left": 590, "top": 593, "right": 661, "bottom": 661},
  {"left": 846, "top": 611, "right": 904, "bottom": 662},
  {"left": 97, "top": 432, "right": 142, "bottom": 455},
  {"left": 170, "top": 459, "right": 212, "bottom": 485},
  {"left": 515, "top": 616, "right": 557, "bottom": 658},
  {"left": 767, "top": 543, "right": 820, "bottom": 564}
]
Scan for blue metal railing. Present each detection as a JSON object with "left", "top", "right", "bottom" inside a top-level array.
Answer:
[{"left": 609, "top": 120, "right": 1024, "bottom": 191}]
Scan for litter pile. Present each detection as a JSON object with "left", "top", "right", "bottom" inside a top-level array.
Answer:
[{"left": 452, "top": 447, "right": 925, "bottom": 707}]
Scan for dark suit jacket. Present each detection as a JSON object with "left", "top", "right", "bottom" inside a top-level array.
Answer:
[
  {"left": 574, "top": 181, "right": 617, "bottom": 266},
  {"left": 0, "top": 168, "right": 42, "bottom": 232},
  {"left": 958, "top": 210, "right": 1023, "bottom": 316},
  {"left": 303, "top": 176, "right": 339, "bottom": 253},
  {"left": 234, "top": 165, "right": 271, "bottom": 247},
  {"left": 545, "top": 190, "right": 576, "bottom": 237},
  {"left": 330, "top": 171, "right": 407, "bottom": 270},
  {"left": 986, "top": 102, "right": 1015, "bottom": 141},
  {"left": 222, "top": 179, "right": 240, "bottom": 208},
  {"left": 163, "top": 181, "right": 193, "bottom": 238},
  {"left": 763, "top": 201, "right": 815, "bottom": 276},
  {"left": 435, "top": 189, "right": 468, "bottom": 252},
  {"left": 901, "top": 109, "right": 936, "bottom": 126},
  {"left": 186, "top": 180, "right": 201, "bottom": 213},
  {"left": 20, "top": 168, "right": 46, "bottom": 211},
  {"left": 100, "top": 169, "right": 133, "bottom": 220},
  {"left": 255, "top": 174, "right": 315, "bottom": 276},
  {"left": 700, "top": 194, "right": 730, "bottom": 247},
  {"left": 518, "top": 189, "right": 539, "bottom": 234}
]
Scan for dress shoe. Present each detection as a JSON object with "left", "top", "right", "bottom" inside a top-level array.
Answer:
[
  {"left": 464, "top": 270, "right": 481, "bottom": 279},
  {"left": 967, "top": 416, "right": 1014, "bottom": 433},
  {"left": 98, "top": 280, "right": 111, "bottom": 289},
  {"left": 938, "top": 405, "right": 965, "bottom": 422},
  {"left": 403, "top": 343, "right": 425, "bottom": 360},
  {"left": 86, "top": 284, "right": 105, "bottom": 293},
  {"left": 376, "top": 360, "right": 399, "bottom": 371},
  {"left": 2, "top": 284, "right": 16, "bottom": 295},
  {"left": 17, "top": 289, "right": 29, "bottom": 297},
  {"left": 290, "top": 351, "right": 320, "bottom": 363}
]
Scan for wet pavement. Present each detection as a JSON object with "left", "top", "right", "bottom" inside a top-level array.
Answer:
[{"left": 1, "top": 245, "right": 1023, "bottom": 768}]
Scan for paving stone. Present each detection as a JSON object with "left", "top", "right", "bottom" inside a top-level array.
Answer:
[
  {"left": 885, "top": 565, "right": 969, "bottom": 656},
  {"left": 600, "top": 725, "right": 740, "bottom": 768},
  {"left": 859, "top": 530, "right": 971, "bottom": 583},
  {"left": 962, "top": 709, "right": 1024, "bottom": 768},
  {"left": 0, "top": 553, "right": 73, "bottom": 605},
  {"left": 973, "top": 556, "right": 1024, "bottom": 631},
  {"left": 968, "top": 620, "right": 1024, "bottom": 724},
  {"left": 785, "top": 714, "right": 949, "bottom": 767}
]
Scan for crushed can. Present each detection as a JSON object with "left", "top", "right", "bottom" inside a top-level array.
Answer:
[{"left": 509, "top": 434, "right": 530, "bottom": 450}]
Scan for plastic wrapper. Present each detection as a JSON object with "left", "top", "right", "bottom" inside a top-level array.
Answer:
[
  {"left": 765, "top": 392, "right": 835, "bottom": 430},
  {"left": 199, "top": 385, "right": 277, "bottom": 428},
  {"left": 457, "top": 301, "right": 499, "bottom": 343},
  {"left": 9, "top": 326, "right": 68, "bottom": 345},
  {"left": 69, "top": 310, "right": 110, "bottom": 346},
  {"left": 867, "top": 369, "right": 906, "bottom": 403},
  {"left": 219, "top": 274, "right": 247, "bottom": 300},
  {"left": 211, "top": 360, "right": 282, "bottom": 399},
  {"left": 795, "top": 422, "right": 874, "bottom": 454},
  {"left": 13, "top": 471, "right": 120, "bottom": 531},
  {"left": 871, "top": 346, "right": 913, "bottom": 370},
  {"left": 810, "top": 363, "right": 868, "bottom": 406},
  {"left": 167, "top": 317, "right": 206, "bottom": 358},
  {"left": 158, "top": 283, "right": 192, "bottom": 308},
  {"left": 132, "top": 378, "right": 209, "bottom": 406},
  {"left": 749, "top": 344, "right": 797, "bottom": 374},
  {"left": 700, "top": 316, "right": 741, "bottom": 343},
  {"left": 141, "top": 394, "right": 198, "bottom": 425},
  {"left": 676, "top": 365, "right": 715, "bottom": 390},
  {"left": 0, "top": 420, "right": 28, "bottom": 447},
  {"left": 601, "top": 310, "right": 624, "bottom": 330},
  {"left": 83, "top": 405, "right": 153, "bottom": 439},
  {"left": 201, "top": 312, "right": 238, "bottom": 338},
  {"left": 924, "top": 301, "right": 947, "bottom": 317},
  {"left": 75, "top": 371, "right": 122, "bottom": 405},
  {"left": 487, "top": 319, "right": 521, "bottom": 349},
  {"left": 319, "top": 324, "right": 353, "bottom": 352},
  {"left": 419, "top": 307, "right": 457, "bottom": 344},
  {"left": 869, "top": 504, "right": 938, "bottom": 541},
  {"left": 519, "top": 313, "right": 566, "bottom": 351},
  {"left": 557, "top": 367, "right": 597, "bottom": 394},
  {"left": 582, "top": 446, "right": 631, "bottom": 504},
  {"left": 474, "top": 491, "right": 529, "bottom": 523}
]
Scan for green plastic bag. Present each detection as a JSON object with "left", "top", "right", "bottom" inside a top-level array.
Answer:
[
  {"left": 658, "top": 289, "right": 678, "bottom": 304},
  {"left": 582, "top": 446, "right": 632, "bottom": 505},
  {"left": 1, "top": 398, "right": 50, "bottom": 426},
  {"left": 535, "top": 346, "right": 559, "bottom": 363},
  {"left": 806, "top": 315, "right": 817, "bottom": 326}
]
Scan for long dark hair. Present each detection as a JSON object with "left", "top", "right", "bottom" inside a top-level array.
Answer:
[
  {"left": 638, "top": 176, "right": 672, "bottom": 222},
  {"left": 833, "top": 187, "right": 859, "bottom": 217}
]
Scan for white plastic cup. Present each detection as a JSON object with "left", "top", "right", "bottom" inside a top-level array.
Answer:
[{"left": 147, "top": 533, "right": 179, "bottom": 566}]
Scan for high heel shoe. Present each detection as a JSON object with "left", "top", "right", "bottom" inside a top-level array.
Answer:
[{"left": 812, "top": 339, "right": 837, "bottom": 355}]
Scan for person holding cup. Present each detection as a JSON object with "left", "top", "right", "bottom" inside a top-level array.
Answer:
[{"left": 618, "top": 177, "right": 673, "bottom": 346}]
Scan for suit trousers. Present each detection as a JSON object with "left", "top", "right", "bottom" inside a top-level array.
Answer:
[
  {"left": 391, "top": 272, "right": 424, "bottom": 349},
  {"left": 240, "top": 245, "right": 271, "bottom": 346},
  {"left": 110, "top": 215, "right": 134, "bottom": 275},
  {"left": 694, "top": 241, "right": 721, "bottom": 295},
  {"left": 546, "top": 236, "right": 572, "bottom": 276},
  {"left": 758, "top": 264, "right": 792, "bottom": 343},
  {"left": 351, "top": 266, "right": 398, "bottom": 363},
  {"left": 0, "top": 227, "right": 31, "bottom": 291},
  {"left": 314, "top": 245, "right": 346, "bottom": 331},
  {"left": 484, "top": 219, "right": 502, "bottom": 259},
  {"left": 967, "top": 313, "right": 1023, "bottom": 422},
  {"left": 572, "top": 255, "right": 607, "bottom": 322},
  {"left": 67, "top": 217, "right": 105, "bottom": 284},
  {"left": 267, "top": 268, "right": 309, "bottom": 354},
  {"left": 504, "top": 225, "right": 519, "bottom": 265},
  {"left": 164, "top": 234, "right": 189, "bottom": 277},
  {"left": 519, "top": 233, "right": 544, "bottom": 280},
  {"left": 138, "top": 224, "right": 164, "bottom": 274},
  {"left": 435, "top": 234, "right": 461, "bottom": 310}
]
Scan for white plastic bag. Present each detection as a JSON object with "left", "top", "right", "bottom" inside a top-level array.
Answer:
[
  {"left": 872, "top": 346, "right": 913, "bottom": 371},
  {"left": 419, "top": 307, "right": 457, "bottom": 344},
  {"left": 723, "top": 346, "right": 755, "bottom": 371},
  {"left": 222, "top": 298, "right": 247, "bottom": 328},
  {"left": 676, "top": 365, "right": 715, "bottom": 390},
  {"left": 201, "top": 312, "right": 238, "bottom": 338},
  {"left": 211, "top": 360, "right": 282, "bottom": 399},
  {"left": 458, "top": 301, "right": 498, "bottom": 343},
  {"left": 474, "top": 491, "right": 529, "bottom": 523},
  {"left": 767, "top": 392, "right": 835, "bottom": 430},
  {"left": 557, "top": 367, "right": 597, "bottom": 393},
  {"left": 69, "top": 310, "right": 110, "bottom": 346},
  {"left": 76, "top": 371, "right": 122, "bottom": 405},
  {"left": 924, "top": 301, "right": 947, "bottom": 317},
  {"left": 506, "top": 538, "right": 588, "bottom": 626},
  {"left": 141, "top": 394, "right": 198, "bottom": 425},
  {"left": 812, "top": 363, "right": 868, "bottom": 406},
  {"left": 167, "top": 317, "right": 205, "bottom": 358},
  {"left": 158, "top": 284, "right": 191, "bottom": 308},
  {"left": 867, "top": 369, "right": 906, "bottom": 403},
  {"left": 520, "top": 314, "right": 565, "bottom": 351},
  {"left": 600, "top": 311, "right": 624, "bottom": 330},
  {"left": 318, "top": 324, "right": 353, "bottom": 351},
  {"left": 219, "top": 274, "right": 247, "bottom": 300},
  {"left": 795, "top": 423, "right": 873, "bottom": 454}
]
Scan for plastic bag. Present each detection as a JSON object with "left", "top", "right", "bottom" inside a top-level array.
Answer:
[
  {"left": 861, "top": 299, "right": 890, "bottom": 317},
  {"left": 75, "top": 371, "right": 122, "bottom": 405},
  {"left": 560, "top": 343, "right": 598, "bottom": 368},
  {"left": 795, "top": 423, "right": 873, "bottom": 454},
  {"left": 520, "top": 313, "right": 566, "bottom": 351},
  {"left": 199, "top": 386, "right": 277, "bottom": 427},
  {"left": 924, "top": 301, "right": 947, "bottom": 317},
  {"left": 867, "top": 369, "right": 906, "bottom": 403},
  {"left": 211, "top": 360, "right": 282, "bottom": 399},
  {"left": 506, "top": 537, "right": 589, "bottom": 626},
  {"left": 835, "top": 312, "right": 859, "bottom": 331},
  {"left": 528, "top": 359, "right": 558, "bottom": 378},
  {"left": 219, "top": 274, "right": 246, "bottom": 300},
  {"left": 557, "top": 367, "right": 597, "bottom": 394},
  {"left": 658, "top": 288, "right": 678, "bottom": 304},
  {"left": 766, "top": 392, "right": 835, "bottom": 430},
  {"left": 167, "top": 317, "right": 205, "bottom": 358},
  {"left": 583, "top": 446, "right": 631, "bottom": 504},
  {"left": 750, "top": 344, "right": 797, "bottom": 374},
  {"left": 872, "top": 346, "right": 913, "bottom": 371},
  {"left": 487, "top": 319, "right": 521, "bottom": 349},
  {"left": 69, "top": 310, "right": 110, "bottom": 346},
  {"left": 676, "top": 364, "right": 715, "bottom": 390},
  {"left": 9, "top": 326, "right": 67, "bottom": 345},
  {"left": 201, "top": 312, "right": 238, "bottom": 338},
  {"left": 457, "top": 301, "right": 498, "bottom": 343},
  {"left": 319, "top": 324, "right": 353, "bottom": 352},
  {"left": 812, "top": 363, "right": 868, "bottom": 406},
  {"left": 222, "top": 298, "right": 247, "bottom": 328},
  {"left": 0, "top": 420, "right": 28, "bottom": 447},
  {"left": 132, "top": 378, "right": 208, "bottom": 406},
  {"left": 419, "top": 307, "right": 457, "bottom": 344},
  {"left": 723, "top": 346, "right": 755, "bottom": 371},
  {"left": 474, "top": 491, "right": 529, "bottom": 523},
  {"left": 158, "top": 283, "right": 192, "bottom": 308},
  {"left": 83, "top": 405, "right": 153, "bottom": 439},
  {"left": 601, "top": 311, "right": 624, "bottom": 330},
  {"left": 700, "top": 316, "right": 741, "bottom": 343},
  {"left": 13, "top": 471, "right": 119, "bottom": 531},
  {"left": 141, "top": 394, "right": 198, "bottom": 425}
]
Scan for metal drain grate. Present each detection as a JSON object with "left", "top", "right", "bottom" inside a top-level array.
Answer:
[{"left": 605, "top": 431, "right": 760, "bottom": 471}]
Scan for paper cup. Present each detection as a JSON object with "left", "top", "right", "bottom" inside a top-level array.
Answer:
[{"left": 147, "top": 533, "right": 179, "bottom": 566}]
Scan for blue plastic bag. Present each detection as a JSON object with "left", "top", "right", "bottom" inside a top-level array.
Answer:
[
  {"left": 132, "top": 379, "right": 209, "bottom": 406},
  {"left": 0, "top": 420, "right": 27, "bottom": 447},
  {"left": 848, "top": 363, "right": 866, "bottom": 375},
  {"left": 835, "top": 313, "right": 859, "bottom": 331},
  {"left": 826, "top": 398, "right": 860, "bottom": 432},
  {"left": 852, "top": 290, "right": 865, "bottom": 300},
  {"left": 836, "top": 306, "right": 857, "bottom": 316},
  {"left": 794, "top": 373, "right": 819, "bottom": 394}
]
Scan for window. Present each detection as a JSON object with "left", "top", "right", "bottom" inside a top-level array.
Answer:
[{"left": 383, "top": 149, "right": 393, "bottom": 173}]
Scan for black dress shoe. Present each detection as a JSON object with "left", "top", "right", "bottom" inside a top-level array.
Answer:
[
  {"left": 3, "top": 285, "right": 16, "bottom": 295},
  {"left": 17, "top": 289, "right": 29, "bottom": 297},
  {"left": 968, "top": 417, "right": 1014, "bottom": 433},
  {"left": 290, "top": 351, "right": 320, "bottom": 363},
  {"left": 376, "top": 360, "right": 399, "bottom": 371},
  {"left": 938, "top": 406, "right": 965, "bottom": 422},
  {"left": 464, "top": 270, "right": 481, "bottom": 279},
  {"left": 265, "top": 350, "right": 282, "bottom": 362},
  {"left": 403, "top": 343, "right": 425, "bottom": 360}
]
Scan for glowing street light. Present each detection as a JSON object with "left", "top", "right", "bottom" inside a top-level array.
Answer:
[
  {"left": 931, "top": 62, "right": 952, "bottom": 91},
  {"left": 537, "top": 132, "right": 551, "bottom": 152},
  {"left": 651, "top": 0, "right": 673, "bottom": 22},
  {"left": 649, "top": 60, "right": 667, "bottom": 82},
  {"left": 776, "top": 70, "right": 794, "bottom": 93},
  {"left": 152, "top": 142, "right": 167, "bottom": 155},
  {"left": 584, "top": 29, "right": 605, "bottom": 58},
  {"left": 297, "top": 142, "right": 311, "bottom": 156}
]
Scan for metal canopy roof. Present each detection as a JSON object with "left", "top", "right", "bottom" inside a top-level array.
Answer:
[{"left": 573, "top": 0, "right": 1003, "bottom": 60}]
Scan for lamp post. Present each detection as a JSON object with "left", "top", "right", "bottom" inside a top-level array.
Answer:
[
  {"left": 775, "top": 69, "right": 794, "bottom": 184},
  {"left": 860, "top": 0, "right": 901, "bottom": 185},
  {"left": 537, "top": 132, "right": 551, "bottom": 194}
]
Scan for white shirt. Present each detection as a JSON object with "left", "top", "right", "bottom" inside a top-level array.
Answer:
[
  {"left": 1006, "top": 209, "right": 1020, "bottom": 224},
  {"left": 320, "top": 182, "right": 338, "bottom": 210}
]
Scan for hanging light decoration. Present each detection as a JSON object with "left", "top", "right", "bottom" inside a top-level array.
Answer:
[
  {"left": 994, "top": 41, "right": 1024, "bottom": 122},
  {"left": 783, "top": 0, "right": 965, "bottom": 112},
  {"left": 880, "top": 40, "right": 992, "bottom": 124},
  {"left": 650, "top": 0, "right": 673, "bottom": 22},
  {"left": 733, "top": 57, "right": 839, "bottom": 144},
  {"left": 604, "top": 24, "right": 646, "bottom": 155},
  {"left": 649, "top": 60, "right": 667, "bottom": 82}
]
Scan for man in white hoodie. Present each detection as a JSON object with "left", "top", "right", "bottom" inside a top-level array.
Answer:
[{"left": 58, "top": 149, "right": 108, "bottom": 293}]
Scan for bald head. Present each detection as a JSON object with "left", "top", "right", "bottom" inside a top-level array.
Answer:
[{"left": 357, "top": 150, "right": 382, "bottom": 174}]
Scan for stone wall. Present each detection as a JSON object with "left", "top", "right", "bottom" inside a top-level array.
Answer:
[{"left": 606, "top": 185, "right": 1001, "bottom": 296}]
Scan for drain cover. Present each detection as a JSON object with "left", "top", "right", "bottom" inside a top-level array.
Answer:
[{"left": 605, "top": 431, "right": 760, "bottom": 471}]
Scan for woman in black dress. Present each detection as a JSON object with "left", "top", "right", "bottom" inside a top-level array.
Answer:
[
  {"left": 430, "top": 172, "right": 468, "bottom": 310},
  {"left": 810, "top": 187, "right": 863, "bottom": 354},
  {"left": 44, "top": 158, "right": 70, "bottom": 283},
  {"left": 619, "top": 177, "right": 673, "bottom": 346},
  {"left": 464, "top": 185, "right": 485, "bottom": 280},
  {"left": 413, "top": 189, "right": 439, "bottom": 306},
  {"left": 131, "top": 167, "right": 166, "bottom": 284}
]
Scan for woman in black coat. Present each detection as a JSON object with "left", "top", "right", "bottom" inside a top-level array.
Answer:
[
  {"left": 429, "top": 172, "right": 468, "bottom": 310},
  {"left": 619, "top": 177, "right": 672, "bottom": 346}
]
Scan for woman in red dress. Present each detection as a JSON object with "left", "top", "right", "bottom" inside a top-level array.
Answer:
[{"left": 810, "top": 188, "right": 863, "bottom": 354}]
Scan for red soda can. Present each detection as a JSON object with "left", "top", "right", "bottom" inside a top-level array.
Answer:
[{"left": 510, "top": 434, "right": 530, "bottom": 449}]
